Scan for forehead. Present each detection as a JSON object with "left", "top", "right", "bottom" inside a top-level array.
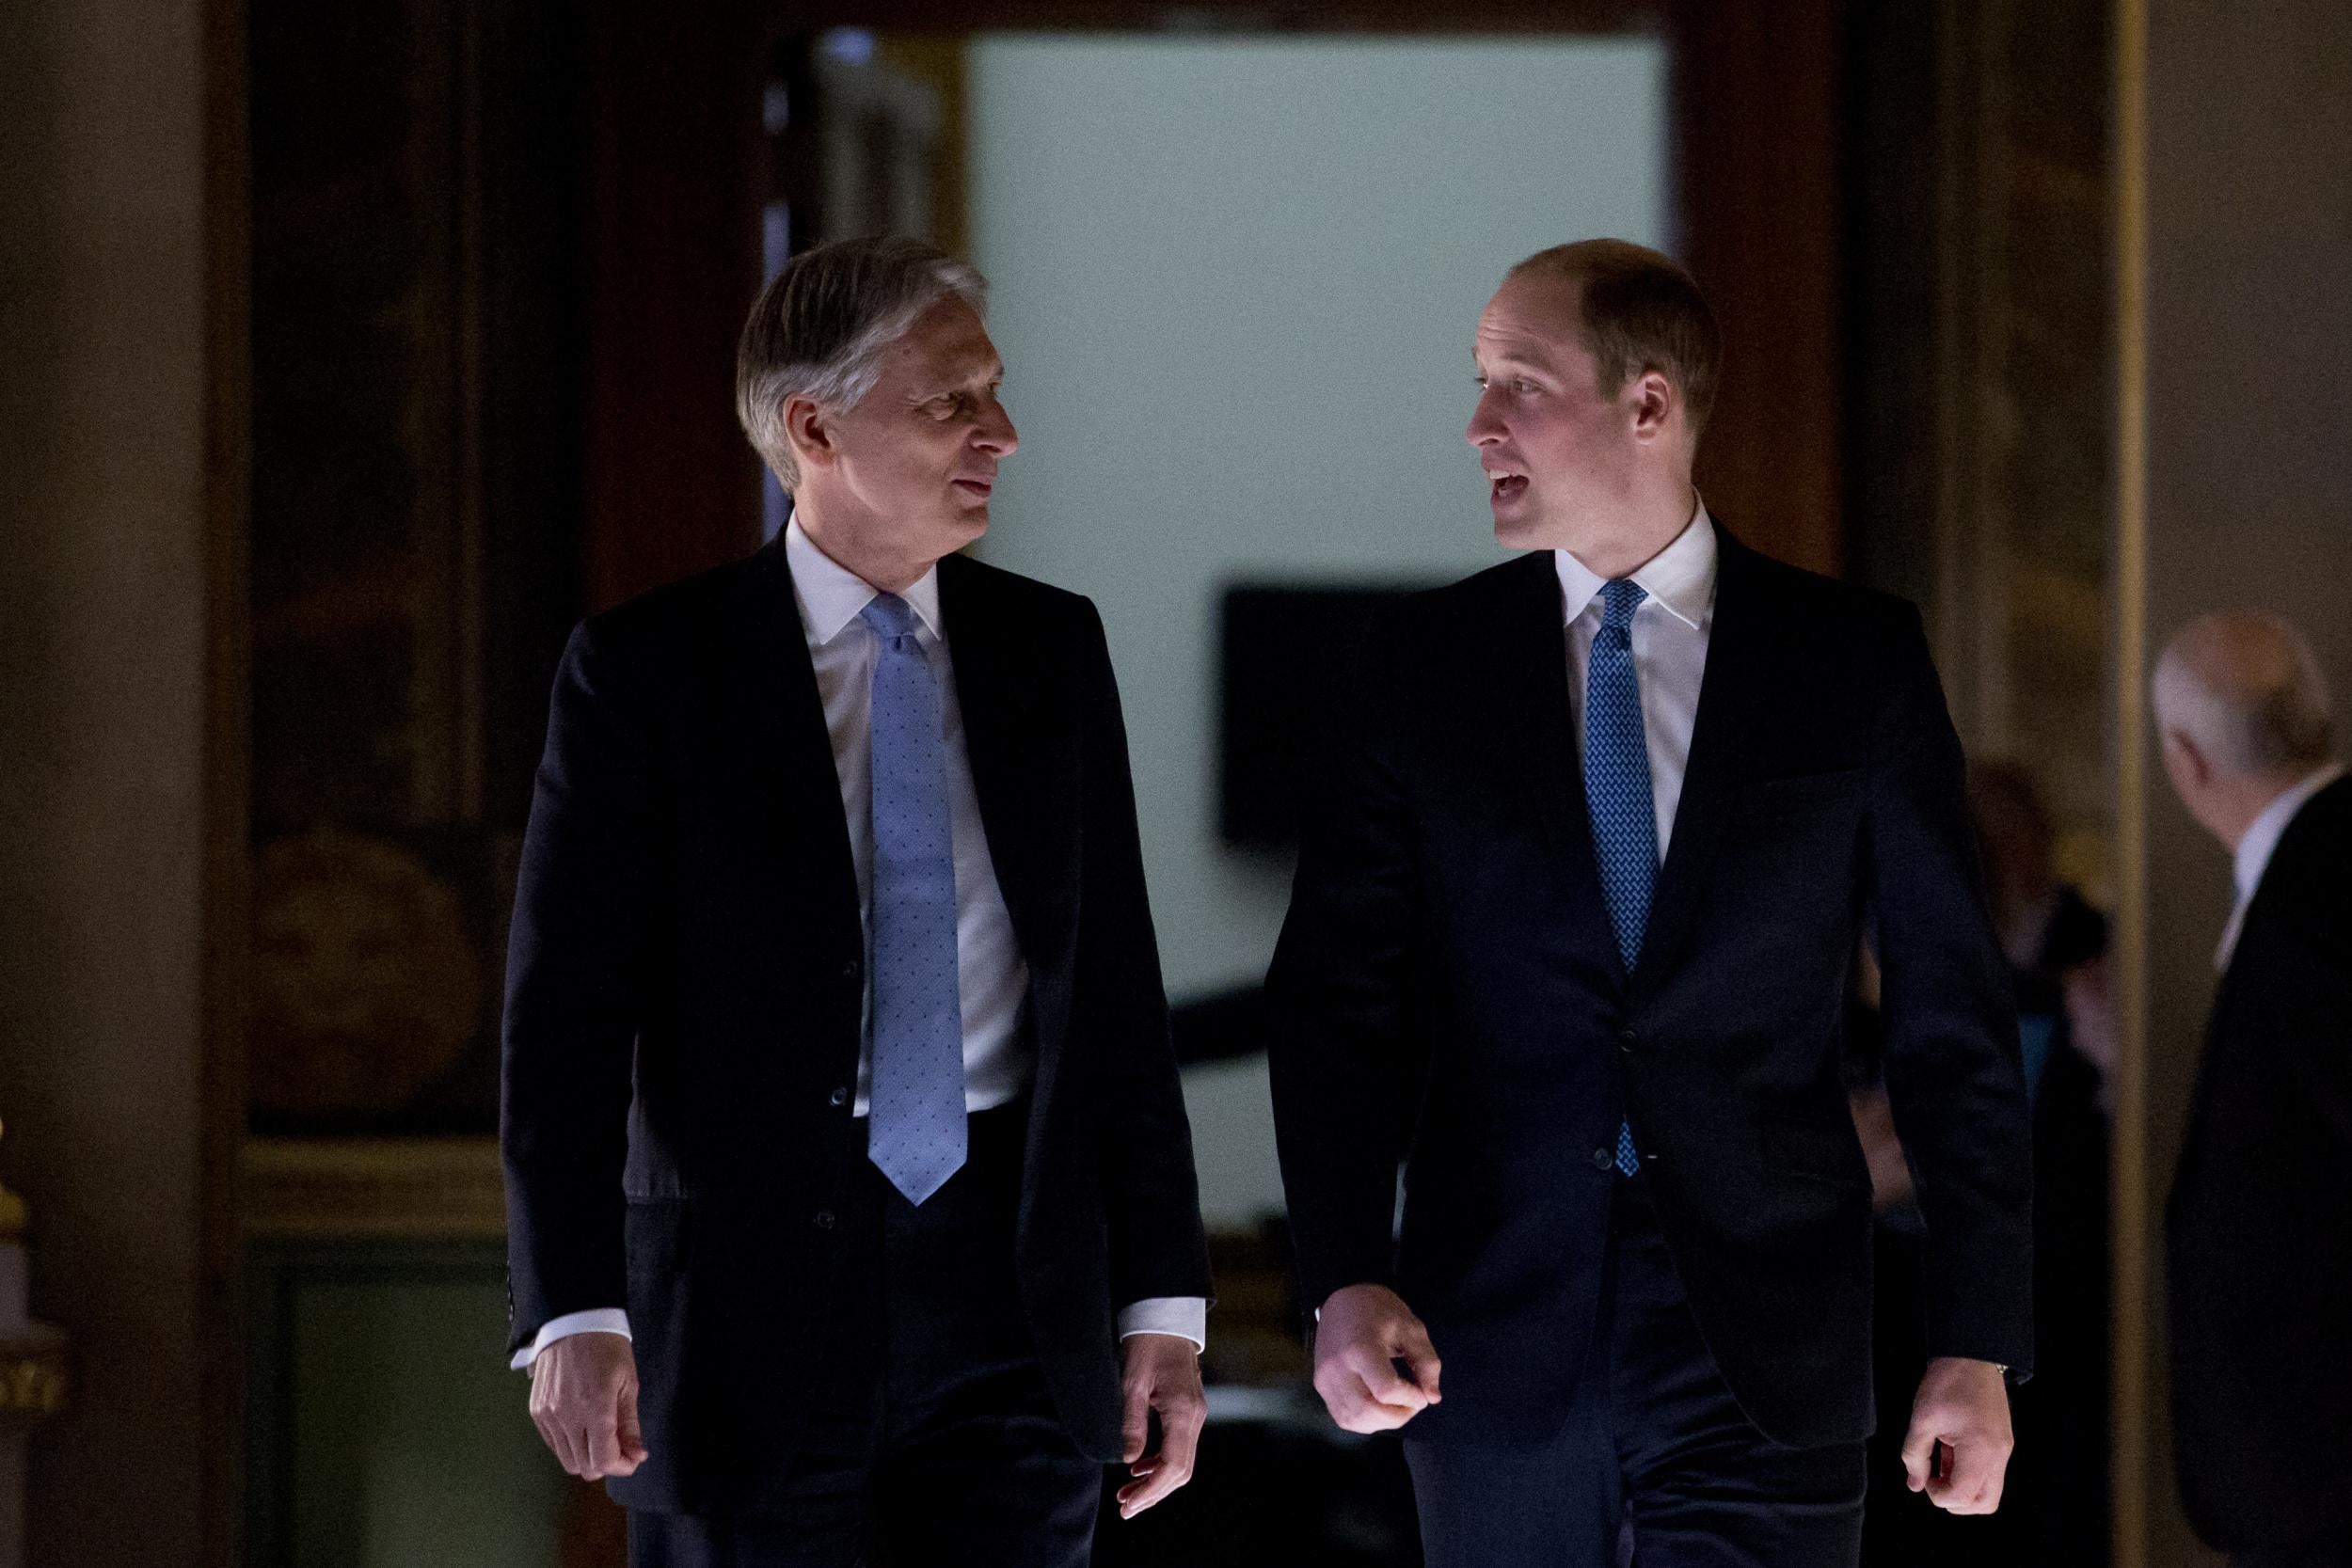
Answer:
[
  {"left": 883, "top": 295, "right": 1001, "bottom": 384},
  {"left": 1474, "top": 272, "right": 1589, "bottom": 369}
]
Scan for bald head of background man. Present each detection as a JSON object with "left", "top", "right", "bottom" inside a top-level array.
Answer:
[{"left": 2153, "top": 610, "right": 2338, "bottom": 855}]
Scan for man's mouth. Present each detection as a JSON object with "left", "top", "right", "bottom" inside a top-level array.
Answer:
[
  {"left": 1487, "top": 470, "right": 1529, "bottom": 502},
  {"left": 953, "top": 477, "right": 994, "bottom": 498}
]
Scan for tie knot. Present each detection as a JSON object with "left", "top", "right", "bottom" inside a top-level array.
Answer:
[
  {"left": 860, "top": 593, "right": 920, "bottom": 644},
  {"left": 1599, "top": 578, "right": 1646, "bottom": 630}
]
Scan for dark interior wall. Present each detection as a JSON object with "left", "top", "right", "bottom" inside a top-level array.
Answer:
[
  {"left": 1842, "top": 0, "right": 1944, "bottom": 605},
  {"left": 580, "top": 0, "right": 768, "bottom": 611},
  {"left": 0, "top": 0, "right": 211, "bottom": 1562},
  {"left": 2132, "top": 2, "right": 2352, "bottom": 1563},
  {"left": 1675, "top": 0, "right": 1844, "bottom": 576}
]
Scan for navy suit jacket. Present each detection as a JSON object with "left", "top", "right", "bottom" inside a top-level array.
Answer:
[
  {"left": 1267, "top": 523, "right": 2032, "bottom": 1450},
  {"left": 501, "top": 538, "right": 1211, "bottom": 1513}
]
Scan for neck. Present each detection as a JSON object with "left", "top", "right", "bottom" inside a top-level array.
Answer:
[
  {"left": 2211, "top": 766, "right": 2324, "bottom": 850},
  {"left": 2217, "top": 767, "right": 2321, "bottom": 852},
  {"left": 1559, "top": 476, "right": 1697, "bottom": 580},
  {"left": 792, "top": 492, "right": 933, "bottom": 595}
]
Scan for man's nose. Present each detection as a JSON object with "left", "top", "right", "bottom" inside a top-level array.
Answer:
[
  {"left": 1466, "top": 394, "right": 1504, "bottom": 447},
  {"left": 977, "top": 401, "right": 1017, "bottom": 456}
]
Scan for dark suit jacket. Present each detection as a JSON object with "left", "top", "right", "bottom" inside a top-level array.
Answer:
[
  {"left": 501, "top": 538, "right": 1212, "bottom": 1514},
  {"left": 2169, "top": 774, "right": 2352, "bottom": 1548},
  {"left": 1266, "top": 523, "right": 2032, "bottom": 1450}
]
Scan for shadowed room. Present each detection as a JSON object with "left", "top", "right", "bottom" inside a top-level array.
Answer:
[{"left": 1, "top": 1, "right": 2347, "bottom": 1565}]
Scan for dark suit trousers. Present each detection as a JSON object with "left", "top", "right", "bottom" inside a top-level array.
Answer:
[
  {"left": 1405, "top": 1180, "right": 1866, "bottom": 1568},
  {"left": 628, "top": 1102, "right": 1100, "bottom": 1568}
]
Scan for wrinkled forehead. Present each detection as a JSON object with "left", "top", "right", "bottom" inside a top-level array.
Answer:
[{"left": 888, "top": 295, "right": 1003, "bottom": 385}]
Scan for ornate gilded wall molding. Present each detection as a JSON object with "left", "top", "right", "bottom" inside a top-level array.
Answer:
[
  {"left": 0, "top": 1327, "right": 68, "bottom": 1432},
  {"left": 242, "top": 1137, "right": 505, "bottom": 1240}
]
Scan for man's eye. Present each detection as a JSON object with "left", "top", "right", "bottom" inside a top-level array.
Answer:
[{"left": 1515, "top": 380, "right": 1541, "bottom": 395}]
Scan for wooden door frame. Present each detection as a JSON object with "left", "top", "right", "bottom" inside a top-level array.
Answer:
[{"left": 578, "top": 0, "right": 1844, "bottom": 602}]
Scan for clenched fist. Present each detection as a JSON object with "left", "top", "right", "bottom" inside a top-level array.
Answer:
[
  {"left": 1311, "top": 1284, "right": 1443, "bottom": 1433},
  {"left": 528, "top": 1331, "right": 647, "bottom": 1480},
  {"left": 1901, "top": 1355, "right": 2013, "bottom": 1514}
]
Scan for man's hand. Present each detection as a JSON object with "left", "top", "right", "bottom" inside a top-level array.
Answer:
[
  {"left": 1900, "top": 1355, "right": 2012, "bottom": 1514},
  {"left": 1116, "top": 1333, "right": 1206, "bottom": 1520},
  {"left": 528, "top": 1331, "right": 646, "bottom": 1480},
  {"left": 1311, "top": 1284, "right": 1442, "bottom": 1434}
]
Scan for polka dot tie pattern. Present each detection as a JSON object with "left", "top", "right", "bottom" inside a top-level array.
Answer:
[
  {"left": 1585, "top": 578, "right": 1655, "bottom": 1179},
  {"left": 859, "top": 593, "right": 968, "bottom": 1205}
]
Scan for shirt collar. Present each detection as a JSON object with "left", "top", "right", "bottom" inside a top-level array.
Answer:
[
  {"left": 783, "top": 510, "right": 946, "bottom": 646},
  {"left": 2233, "top": 761, "right": 2345, "bottom": 903},
  {"left": 1553, "top": 497, "right": 1717, "bottom": 632}
]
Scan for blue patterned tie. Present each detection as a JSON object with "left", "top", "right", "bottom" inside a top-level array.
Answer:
[
  {"left": 1585, "top": 579, "right": 1655, "bottom": 1177},
  {"left": 861, "top": 594, "right": 967, "bottom": 1205}
]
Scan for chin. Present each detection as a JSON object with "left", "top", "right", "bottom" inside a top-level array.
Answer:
[{"left": 933, "top": 504, "right": 988, "bottom": 552}]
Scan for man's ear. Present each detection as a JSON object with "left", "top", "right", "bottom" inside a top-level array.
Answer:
[
  {"left": 1629, "top": 369, "right": 1676, "bottom": 441},
  {"left": 2162, "top": 727, "right": 2210, "bottom": 791},
  {"left": 784, "top": 394, "right": 834, "bottom": 474}
]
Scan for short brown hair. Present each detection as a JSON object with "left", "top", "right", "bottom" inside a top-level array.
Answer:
[{"left": 1507, "top": 239, "right": 1723, "bottom": 436}]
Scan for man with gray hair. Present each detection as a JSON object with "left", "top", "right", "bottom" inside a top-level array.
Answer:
[
  {"left": 2155, "top": 610, "right": 2351, "bottom": 1568},
  {"left": 502, "top": 235, "right": 1212, "bottom": 1565}
]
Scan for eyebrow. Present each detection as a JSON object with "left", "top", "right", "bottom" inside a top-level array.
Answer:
[
  {"left": 1474, "top": 348, "right": 1547, "bottom": 375},
  {"left": 911, "top": 360, "right": 1004, "bottom": 397}
]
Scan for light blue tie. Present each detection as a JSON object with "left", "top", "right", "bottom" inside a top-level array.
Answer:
[
  {"left": 861, "top": 594, "right": 967, "bottom": 1205},
  {"left": 1585, "top": 579, "right": 1656, "bottom": 1178}
]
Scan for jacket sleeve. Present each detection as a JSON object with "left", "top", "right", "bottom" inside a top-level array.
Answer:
[
  {"left": 500, "top": 619, "right": 654, "bottom": 1353},
  {"left": 1263, "top": 623, "right": 1422, "bottom": 1315},
  {"left": 1073, "top": 601, "right": 1214, "bottom": 1308},
  {"left": 1867, "top": 600, "right": 2036, "bottom": 1375}
]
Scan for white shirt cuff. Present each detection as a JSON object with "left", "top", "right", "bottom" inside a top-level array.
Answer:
[
  {"left": 515, "top": 1299, "right": 1200, "bottom": 1367},
  {"left": 1117, "top": 1297, "right": 1207, "bottom": 1353},
  {"left": 510, "top": 1307, "right": 632, "bottom": 1370}
]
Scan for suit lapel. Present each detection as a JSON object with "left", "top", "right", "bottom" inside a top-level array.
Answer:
[
  {"left": 733, "top": 538, "right": 863, "bottom": 956},
  {"left": 1629, "top": 525, "right": 1775, "bottom": 1003},
  {"left": 1490, "top": 551, "right": 1629, "bottom": 990}
]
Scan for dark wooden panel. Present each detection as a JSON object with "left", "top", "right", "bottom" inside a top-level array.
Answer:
[
  {"left": 1673, "top": 0, "right": 1844, "bottom": 575},
  {"left": 581, "top": 0, "right": 769, "bottom": 611}
]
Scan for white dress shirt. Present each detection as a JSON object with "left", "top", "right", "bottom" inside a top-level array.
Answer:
[
  {"left": 2217, "top": 760, "right": 2345, "bottom": 970},
  {"left": 516, "top": 516, "right": 1205, "bottom": 1369},
  {"left": 1556, "top": 499, "right": 1718, "bottom": 850}
]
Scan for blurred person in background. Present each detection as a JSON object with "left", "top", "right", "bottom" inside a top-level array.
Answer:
[
  {"left": 1267, "top": 238, "right": 2030, "bottom": 1568},
  {"left": 501, "top": 236, "right": 1212, "bottom": 1567},
  {"left": 1850, "top": 760, "right": 2114, "bottom": 1566},
  {"left": 2155, "top": 610, "right": 2350, "bottom": 1568}
]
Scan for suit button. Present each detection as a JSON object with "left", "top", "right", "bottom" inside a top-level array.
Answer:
[
  {"left": 1618, "top": 1028, "right": 1638, "bottom": 1053},
  {"left": 813, "top": 1209, "right": 837, "bottom": 1230},
  {"left": 829, "top": 1086, "right": 849, "bottom": 1107},
  {"left": 842, "top": 958, "right": 862, "bottom": 982},
  {"left": 1592, "top": 1147, "right": 1614, "bottom": 1170}
]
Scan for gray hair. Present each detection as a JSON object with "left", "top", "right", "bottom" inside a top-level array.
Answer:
[
  {"left": 2153, "top": 610, "right": 2336, "bottom": 780},
  {"left": 735, "top": 236, "right": 989, "bottom": 490}
]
